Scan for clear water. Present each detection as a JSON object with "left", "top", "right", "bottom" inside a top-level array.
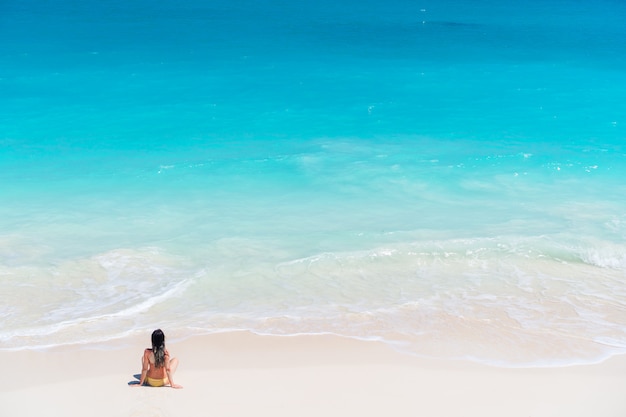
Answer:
[{"left": 1, "top": 0, "right": 626, "bottom": 366}]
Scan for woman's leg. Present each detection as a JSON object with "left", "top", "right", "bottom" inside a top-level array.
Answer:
[{"left": 169, "top": 357, "right": 179, "bottom": 375}]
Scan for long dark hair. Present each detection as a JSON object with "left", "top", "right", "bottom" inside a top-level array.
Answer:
[{"left": 151, "top": 329, "right": 166, "bottom": 368}]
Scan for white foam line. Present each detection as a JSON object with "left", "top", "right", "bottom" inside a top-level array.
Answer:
[
  {"left": 0, "top": 278, "right": 193, "bottom": 343},
  {"left": 105, "top": 277, "right": 193, "bottom": 319}
]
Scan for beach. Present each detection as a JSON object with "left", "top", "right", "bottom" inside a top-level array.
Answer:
[
  {"left": 2, "top": 331, "right": 626, "bottom": 417},
  {"left": 2, "top": 1, "right": 626, "bottom": 415}
]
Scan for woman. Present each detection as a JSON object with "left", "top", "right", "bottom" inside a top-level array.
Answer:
[{"left": 136, "top": 329, "right": 182, "bottom": 388}]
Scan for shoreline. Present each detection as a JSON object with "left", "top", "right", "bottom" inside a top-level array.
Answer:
[
  {"left": 3, "top": 331, "right": 626, "bottom": 416},
  {"left": 3, "top": 328, "right": 623, "bottom": 369}
]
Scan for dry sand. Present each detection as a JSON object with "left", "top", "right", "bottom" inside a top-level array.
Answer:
[{"left": 2, "top": 331, "right": 625, "bottom": 417}]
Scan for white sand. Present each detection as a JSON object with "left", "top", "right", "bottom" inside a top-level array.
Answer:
[{"left": 2, "top": 331, "right": 625, "bottom": 417}]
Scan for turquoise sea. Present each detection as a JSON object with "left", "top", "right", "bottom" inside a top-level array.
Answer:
[{"left": 1, "top": 0, "right": 625, "bottom": 366}]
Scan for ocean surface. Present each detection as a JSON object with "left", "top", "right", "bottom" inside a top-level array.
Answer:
[{"left": 1, "top": 0, "right": 625, "bottom": 366}]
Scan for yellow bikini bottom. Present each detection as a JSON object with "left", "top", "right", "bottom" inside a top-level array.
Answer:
[{"left": 146, "top": 376, "right": 168, "bottom": 387}]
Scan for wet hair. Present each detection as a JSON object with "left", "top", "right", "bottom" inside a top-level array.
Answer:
[{"left": 151, "top": 329, "right": 166, "bottom": 368}]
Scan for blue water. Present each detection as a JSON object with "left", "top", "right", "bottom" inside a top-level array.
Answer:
[{"left": 1, "top": 0, "right": 626, "bottom": 365}]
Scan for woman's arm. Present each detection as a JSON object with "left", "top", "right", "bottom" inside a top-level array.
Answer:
[
  {"left": 164, "top": 353, "right": 182, "bottom": 389},
  {"left": 137, "top": 350, "right": 150, "bottom": 386}
]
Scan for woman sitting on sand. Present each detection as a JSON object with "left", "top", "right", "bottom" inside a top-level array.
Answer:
[{"left": 136, "top": 329, "right": 182, "bottom": 388}]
